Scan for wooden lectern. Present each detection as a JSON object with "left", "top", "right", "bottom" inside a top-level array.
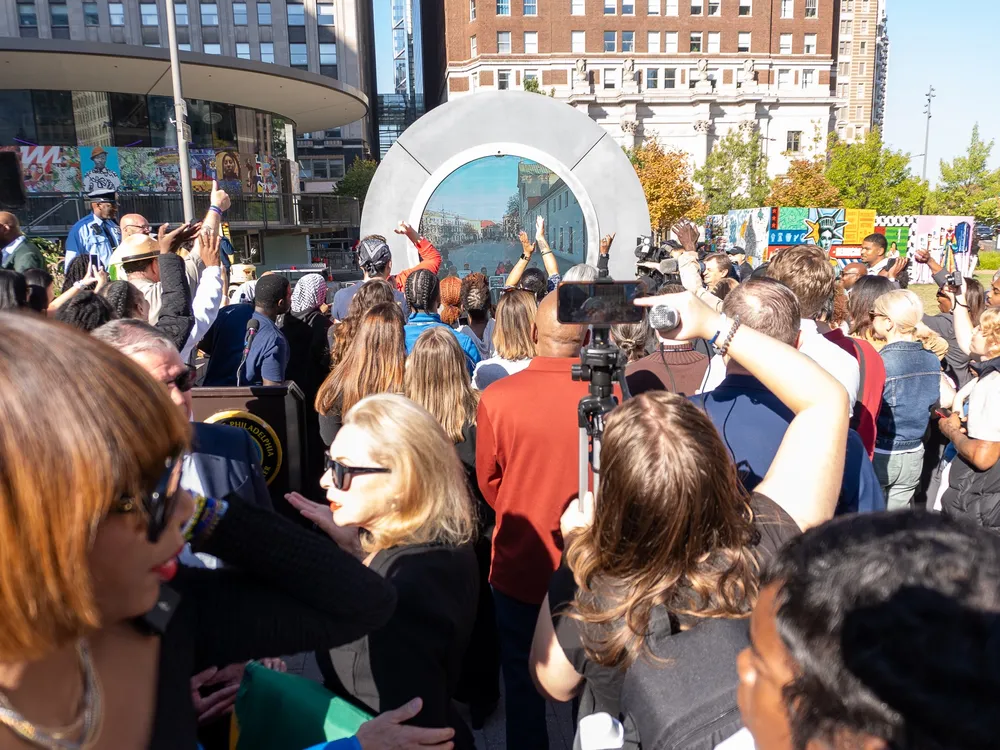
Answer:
[{"left": 191, "top": 383, "right": 309, "bottom": 524}]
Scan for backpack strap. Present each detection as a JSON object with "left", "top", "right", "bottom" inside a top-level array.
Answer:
[{"left": 849, "top": 338, "right": 866, "bottom": 432}]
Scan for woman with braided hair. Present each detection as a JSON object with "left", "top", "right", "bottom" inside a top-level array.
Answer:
[
  {"left": 458, "top": 273, "right": 494, "bottom": 359},
  {"left": 100, "top": 280, "right": 150, "bottom": 320},
  {"left": 404, "top": 269, "right": 482, "bottom": 373}
]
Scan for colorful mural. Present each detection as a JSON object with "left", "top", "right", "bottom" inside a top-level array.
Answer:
[
  {"left": 721, "top": 207, "right": 876, "bottom": 264},
  {"left": 80, "top": 146, "right": 121, "bottom": 194},
  {"left": 251, "top": 155, "right": 279, "bottom": 194},
  {"left": 215, "top": 150, "right": 243, "bottom": 196},
  {"left": 8, "top": 146, "right": 82, "bottom": 192},
  {"left": 911, "top": 216, "right": 975, "bottom": 283},
  {"left": 189, "top": 149, "right": 218, "bottom": 192},
  {"left": 727, "top": 207, "right": 773, "bottom": 264},
  {"left": 705, "top": 214, "right": 730, "bottom": 253}
]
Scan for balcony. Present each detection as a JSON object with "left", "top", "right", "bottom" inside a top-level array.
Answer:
[{"left": 16, "top": 192, "right": 360, "bottom": 235}]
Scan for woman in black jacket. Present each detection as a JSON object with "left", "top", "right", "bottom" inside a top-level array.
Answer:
[
  {"left": 288, "top": 393, "right": 480, "bottom": 749},
  {"left": 0, "top": 314, "right": 438, "bottom": 750}
]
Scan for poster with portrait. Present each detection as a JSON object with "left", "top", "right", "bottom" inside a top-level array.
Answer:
[
  {"left": 10, "top": 146, "right": 82, "bottom": 192},
  {"left": 153, "top": 148, "right": 181, "bottom": 192},
  {"left": 189, "top": 149, "right": 217, "bottom": 192},
  {"left": 79, "top": 146, "right": 121, "bottom": 194},
  {"left": 215, "top": 150, "right": 242, "bottom": 197}
]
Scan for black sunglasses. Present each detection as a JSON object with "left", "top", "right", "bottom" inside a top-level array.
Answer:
[
  {"left": 165, "top": 365, "right": 198, "bottom": 393},
  {"left": 324, "top": 455, "right": 390, "bottom": 491},
  {"left": 114, "top": 452, "right": 185, "bottom": 543}
]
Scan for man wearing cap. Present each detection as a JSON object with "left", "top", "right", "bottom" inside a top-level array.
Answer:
[
  {"left": 82, "top": 146, "right": 121, "bottom": 194},
  {"left": 64, "top": 189, "right": 121, "bottom": 271},
  {"left": 727, "top": 246, "right": 754, "bottom": 281},
  {"left": 330, "top": 221, "right": 441, "bottom": 321}
]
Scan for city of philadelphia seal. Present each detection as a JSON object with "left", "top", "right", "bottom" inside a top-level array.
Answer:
[{"left": 204, "top": 410, "right": 283, "bottom": 484}]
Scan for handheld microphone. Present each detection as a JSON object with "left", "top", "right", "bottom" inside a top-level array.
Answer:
[
  {"left": 648, "top": 304, "right": 680, "bottom": 334},
  {"left": 242, "top": 318, "right": 260, "bottom": 357}
]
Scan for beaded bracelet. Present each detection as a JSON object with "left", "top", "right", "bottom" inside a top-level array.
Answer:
[
  {"left": 190, "top": 496, "right": 229, "bottom": 548},
  {"left": 708, "top": 314, "right": 729, "bottom": 347},
  {"left": 209, "top": 205, "right": 224, "bottom": 217},
  {"left": 717, "top": 314, "right": 742, "bottom": 358}
]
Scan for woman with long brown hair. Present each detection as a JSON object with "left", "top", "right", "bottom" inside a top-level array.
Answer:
[
  {"left": 328, "top": 278, "right": 397, "bottom": 368},
  {"left": 317, "top": 301, "right": 407, "bottom": 445},
  {"left": 471, "top": 289, "right": 536, "bottom": 390},
  {"left": 529, "top": 289, "right": 850, "bottom": 748}
]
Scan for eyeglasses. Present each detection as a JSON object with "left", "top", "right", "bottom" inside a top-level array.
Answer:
[
  {"left": 123, "top": 224, "right": 152, "bottom": 234},
  {"left": 324, "top": 455, "right": 390, "bottom": 491},
  {"left": 869, "top": 309, "right": 886, "bottom": 321},
  {"left": 165, "top": 365, "right": 198, "bottom": 393},
  {"left": 113, "top": 452, "right": 186, "bottom": 542}
]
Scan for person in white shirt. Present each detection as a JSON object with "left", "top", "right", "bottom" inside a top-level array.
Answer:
[{"left": 472, "top": 288, "right": 536, "bottom": 390}]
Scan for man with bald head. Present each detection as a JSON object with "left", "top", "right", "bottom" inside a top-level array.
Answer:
[
  {"left": 119, "top": 212, "right": 152, "bottom": 238},
  {"left": 477, "top": 291, "right": 613, "bottom": 749},
  {"left": 0, "top": 212, "right": 43, "bottom": 272},
  {"left": 840, "top": 262, "right": 867, "bottom": 292}
]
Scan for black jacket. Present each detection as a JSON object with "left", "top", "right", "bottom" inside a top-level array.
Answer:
[
  {"left": 154, "top": 252, "right": 195, "bottom": 352},
  {"left": 941, "top": 455, "right": 1000, "bottom": 532}
]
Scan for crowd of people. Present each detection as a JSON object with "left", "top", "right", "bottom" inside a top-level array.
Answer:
[{"left": 0, "top": 194, "right": 998, "bottom": 750}]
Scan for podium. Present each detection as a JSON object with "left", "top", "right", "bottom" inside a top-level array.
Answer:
[{"left": 191, "top": 383, "right": 310, "bottom": 524}]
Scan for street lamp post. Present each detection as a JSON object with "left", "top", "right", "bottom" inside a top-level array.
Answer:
[
  {"left": 922, "top": 85, "right": 936, "bottom": 183},
  {"left": 164, "top": 0, "right": 194, "bottom": 222}
]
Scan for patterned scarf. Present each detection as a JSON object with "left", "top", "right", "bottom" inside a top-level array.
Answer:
[{"left": 291, "top": 273, "right": 328, "bottom": 314}]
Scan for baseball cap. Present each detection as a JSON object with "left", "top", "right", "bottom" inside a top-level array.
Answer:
[
  {"left": 726, "top": 246, "right": 745, "bottom": 256},
  {"left": 357, "top": 235, "right": 391, "bottom": 272}
]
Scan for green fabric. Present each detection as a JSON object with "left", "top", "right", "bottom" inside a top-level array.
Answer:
[
  {"left": 234, "top": 661, "right": 372, "bottom": 750},
  {"left": 2, "top": 238, "right": 44, "bottom": 273}
]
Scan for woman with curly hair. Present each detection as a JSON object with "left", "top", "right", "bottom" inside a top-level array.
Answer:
[
  {"left": 439, "top": 275, "right": 463, "bottom": 327},
  {"left": 328, "top": 278, "right": 397, "bottom": 369},
  {"left": 529, "top": 289, "right": 849, "bottom": 749}
]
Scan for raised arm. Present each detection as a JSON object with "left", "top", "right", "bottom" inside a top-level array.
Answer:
[
  {"left": 952, "top": 277, "right": 975, "bottom": 356},
  {"left": 636, "top": 291, "right": 848, "bottom": 529},
  {"left": 505, "top": 231, "right": 535, "bottom": 288},
  {"left": 535, "top": 216, "right": 560, "bottom": 278},
  {"left": 597, "top": 233, "right": 614, "bottom": 279}
]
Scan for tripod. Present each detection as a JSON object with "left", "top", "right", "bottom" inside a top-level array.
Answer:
[{"left": 573, "top": 327, "right": 630, "bottom": 508}]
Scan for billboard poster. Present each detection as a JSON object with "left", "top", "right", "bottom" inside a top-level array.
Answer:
[
  {"left": 12, "top": 146, "right": 82, "bottom": 192},
  {"left": 119, "top": 148, "right": 159, "bottom": 191},
  {"left": 727, "top": 207, "right": 773, "bottom": 264},
  {"left": 215, "top": 150, "right": 243, "bottom": 197},
  {"left": 189, "top": 149, "right": 217, "bottom": 192},
  {"left": 79, "top": 146, "right": 121, "bottom": 194},
  {"left": 251, "top": 154, "right": 279, "bottom": 194}
]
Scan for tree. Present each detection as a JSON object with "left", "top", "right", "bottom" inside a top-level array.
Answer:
[
  {"left": 825, "top": 128, "right": 927, "bottom": 214},
  {"left": 693, "top": 129, "right": 771, "bottom": 215},
  {"left": 927, "top": 124, "right": 1000, "bottom": 223},
  {"left": 523, "top": 77, "right": 541, "bottom": 94},
  {"left": 767, "top": 158, "right": 842, "bottom": 207},
  {"left": 627, "top": 140, "right": 704, "bottom": 236},
  {"left": 333, "top": 158, "right": 378, "bottom": 209}
]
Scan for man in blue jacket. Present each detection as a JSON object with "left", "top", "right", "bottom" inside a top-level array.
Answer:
[{"left": 64, "top": 190, "right": 121, "bottom": 271}]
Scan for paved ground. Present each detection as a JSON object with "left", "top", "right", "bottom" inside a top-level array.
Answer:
[{"left": 456, "top": 685, "right": 577, "bottom": 750}]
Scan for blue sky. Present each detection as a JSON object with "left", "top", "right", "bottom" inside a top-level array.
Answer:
[
  {"left": 882, "top": 0, "right": 1000, "bottom": 183},
  {"left": 425, "top": 156, "right": 522, "bottom": 220}
]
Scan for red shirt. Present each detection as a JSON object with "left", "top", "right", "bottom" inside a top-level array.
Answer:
[
  {"left": 392, "top": 238, "right": 442, "bottom": 293},
  {"left": 476, "top": 357, "right": 618, "bottom": 605},
  {"left": 823, "top": 329, "right": 885, "bottom": 458}
]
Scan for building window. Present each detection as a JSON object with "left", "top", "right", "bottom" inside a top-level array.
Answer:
[
  {"left": 287, "top": 3, "right": 305, "bottom": 25},
  {"left": 257, "top": 2, "right": 271, "bottom": 24},
  {"left": 859, "top": 40, "right": 867, "bottom": 53},
  {"left": 840, "top": 19, "right": 852, "bottom": 35},
  {"left": 648, "top": 0, "right": 659, "bottom": 14},
  {"left": 860, "top": 19, "right": 868, "bottom": 34},
  {"left": 290, "top": 43, "right": 308, "bottom": 67},
  {"left": 780, "top": 0, "right": 792, "bottom": 18},
  {"left": 318, "top": 3, "right": 335, "bottom": 24},
  {"left": 178, "top": 43, "right": 192, "bottom": 50},
  {"left": 498, "top": 69, "right": 511, "bottom": 89},
  {"left": 664, "top": 67, "right": 676, "bottom": 87},
  {"left": 690, "top": 1, "right": 702, "bottom": 14},
  {"left": 842, "top": 0, "right": 853, "bottom": 9},
  {"left": 862, "top": 0, "right": 868, "bottom": 9},
  {"left": 855, "top": 105, "right": 863, "bottom": 118},
  {"left": 777, "top": 68, "right": 790, "bottom": 87},
  {"left": 471, "top": 35, "right": 477, "bottom": 56},
  {"left": 572, "top": 0, "right": 585, "bottom": 13},
  {"left": 524, "top": 0, "right": 537, "bottom": 14},
  {"left": 524, "top": 31, "right": 538, "bottom": 53},
  {"left": 856, "top": 82, "right": 865, "bottom": 97},
  {"left": 622, "top": 0, "right": 634, "bottom": 13},
  {"left": 857, "top": 61, "right": 866, "bottom": 74},
  {"left": 603, "top": 67, "right": 617, "bottom": 89},
  {"left": 174, "top": 2, "right": 189, "bottom": 25},
  {"left": 689, "top": 31, "right": 702, "bottom": 52},
  {"left": 232, "top": 2, "right": 247, "bottom": 24},
  {"left": 707, "top": 31, "right": 719, "bottom": 53},
  {"left": 802, "top": 68, "right": 814, "bottom": 87},
  {"left": 738, "top": 0, "right": 751, "bottom": 15},
  {"left": 50, "top": 3, "right": 69, "bottom": 28},
  {"left": 779, "top": 33, "right": 792, "bottom": 54},
  {"left": 839, "top": 41, "right": 849, "bottom": 55},
  {"left": 738, "top": 31, "right": 751, "bottom": 52},
  {"left": 571, "top": 30, "right": 585, "bottom": 52},
  {"left": 805, "top": 0, "right": 817, "bottom": 17},
  {"left": 664, "top": 30, "right": 678, "bottom": 52},
  {"left": 646, "top": 67, "right": 658, "bottom": 88},
  {"left": 708, "top": 0, "right": 720, "bottom": 15},
  {"left": 497, "top": 0, "right": 510, "bottom": 14},
  {"left": 83, "top": 2, "right": 99, "bottom": 25},
  {"left": 140, "top": 1, "right": 159, "bottom": 24},
  {"left": 524, "top": 69, "right": 538, "bottom": 86},
  {"left": 622, "top": 30, "right": 634, "bottom": 51},
  {"left": 17, "top": 2, "right": 37, "bottom": 28},
  {"left": 301, "top": 156, "right": 346, "bottom": 180},
  {"left": 204, "top": 43, "right": 221, "bottom": 54},
  {"left": 648, "top": 31, "right": 660, "bottom": 53},
  {"left": 201, "top": 3, "right": 218, "bottom": 26},
  {"left": 471, "top": 71, "right": 479, "bottom": 89},
  {"left": 497, "top": 31, "right": 511, "bottom": 53},
  {"left": 236, "top": 43, "right": 251, "bottom": 59},
  {"left": 803, "top": 33, "right": 817, "bottom": 53},
  {"left": 604, "top": 0, "right": 615, "bottom": 13},
  {"left": 604, "top": 31, "right": 616, "bottom": 51},
  {"left": 665, "top": 0, "right": 677, "bottom": 12},
  {"left": 786, "top": 130, "right": 801, "bottom": 152},
  {"left": 319, "top": 43, "right": 336, "bottom": 64},
  {"left": 260, "top": 42, "right": 274, "bottom": 62},
  {"left": 838, "top": 83, "right": 847, "bottom": 97}
]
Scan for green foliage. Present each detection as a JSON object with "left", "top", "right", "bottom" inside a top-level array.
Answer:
[
  {"left": 927, "top": 124, "right": 1000, "bottom": 224},
  {"left": 693, "top": 129, "right": 771, "bottom": 215},
  {"left": 825, "top": 128, "right": 927, "bottom": 214},
  {"left": 768, "top": 158, "right": 842, "bottom": 208},
  {"left": 978, "top": 251, "right": 1000, "bottom": 271},
  {"left": 523, "top": 78, "right": 541, "bottom": 94},
  {"left": 333, "top": 158, "right": 378, "bottom": 209},
  {"left": 628, "top": 140, "right": 706, "bottom": 235},
  {"left": 32, "top": 236, "right": 64, "bottom": 290}
]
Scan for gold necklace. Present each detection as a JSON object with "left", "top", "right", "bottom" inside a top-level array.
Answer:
[{"left": 0, "top": 640, "right": 103, "bottom": 749}]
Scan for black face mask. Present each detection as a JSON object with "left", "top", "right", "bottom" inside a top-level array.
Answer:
[{"left": 973, "top": 355, "right": 1000, "bottom": 379}]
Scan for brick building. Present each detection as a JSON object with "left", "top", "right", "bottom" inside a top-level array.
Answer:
[{"left": 444, "top": 0, "right": 889, "bottom": 176}]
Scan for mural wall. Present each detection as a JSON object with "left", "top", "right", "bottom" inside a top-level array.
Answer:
[
  {"left": 875, "top": 215, "right": 975, "bottom": 284},
  {"left": 1, "top": 145, "right": 283, "bottom": 194}
]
